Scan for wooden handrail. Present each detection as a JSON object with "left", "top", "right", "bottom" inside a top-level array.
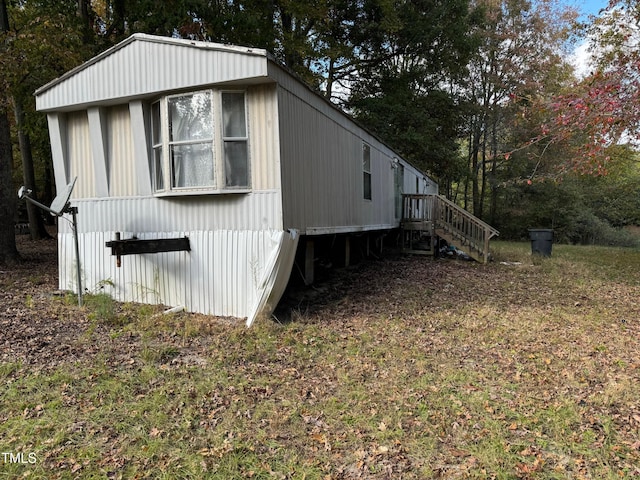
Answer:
[
  {"left": 402, "top": 194, "right": 499, "bottom": 263},
  {"left": 402, "top": 194, "right": 436, "bottom": 222}
]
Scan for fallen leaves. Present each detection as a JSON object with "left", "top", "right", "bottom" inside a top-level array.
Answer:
[{"left": 3, "top": 236, "right": 640, "bottom": 478}]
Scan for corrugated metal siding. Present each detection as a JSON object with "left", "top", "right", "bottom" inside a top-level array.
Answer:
[
  {"left": 247, "top": 84, "right": 280, "bottom": 191},
  {"left": 402, "top": 164, "right": 439, "bottom": 195},
  {"left": 268, "top": 63, "right": 359, "bottom": 137},
  {"left": 108, "top": 105, "right": 136, "bottom": 197},
  {"left": 58, "top": 228, "right": 293, "bottom": 318},
  {"left": 64, "top": 193, "right": 282, "bottom": 234},
  {"left": 36, "top": 36, "right": 269, "bottom": 112},
  {"left": 278, "top": 86, "right": 399, "bottom": 233},
  {"left": 67, "top": 111, "right": 95, "bottom": 199},
  {"left": 246, "top": 229, "right": 299, "bottom": 326},
  {"left": 269, "top": 62, "right": 438, "bottom": 232}
]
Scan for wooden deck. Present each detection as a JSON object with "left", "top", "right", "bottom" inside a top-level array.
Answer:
[{"left": 401, "top": 194, "right": 499, "bottom": 263}]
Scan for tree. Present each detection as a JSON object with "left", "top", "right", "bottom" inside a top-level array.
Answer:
[
  {"left": 2, "top": 1, "right": 88, "bottom": 240},
  {"left": 544, "top": 1, "right": 640, "bottom": 174},
  {"left": 492, "top": 144, "right": 640, "bottom": 244},
  {"left": 185, "top": 0, "right": 362, "bottom": 93},
  {"left": 462, "top": 0, "right": 577, "bottom": 221},
  {"left": 0, "top": 0, "right": 19, "bottom": 265},
  {"left": 14, "top": 99, "right": 50, "bottom": 240},
  {"left": 348, "top": 0, "right": 481, "bottom": 184}
]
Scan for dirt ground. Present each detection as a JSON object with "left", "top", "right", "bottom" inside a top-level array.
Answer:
[
  {"left": 2, "top": 232, "right": 80, "bottom": 367},
  {"left": 1, "top": 231, "right": 165, "bottom": 372}
]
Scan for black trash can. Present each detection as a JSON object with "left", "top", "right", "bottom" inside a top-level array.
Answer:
[{"left": 528, "top": 229, "right": 553, "bottom": 257}]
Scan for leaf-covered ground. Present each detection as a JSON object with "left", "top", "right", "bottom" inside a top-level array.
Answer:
[{"left": 1, "top": 234, "right": 639, "bottom": 479}]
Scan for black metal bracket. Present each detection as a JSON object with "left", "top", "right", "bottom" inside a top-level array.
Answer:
[{"left": 106, "top": 234, "right": 190, "bottom": 267}]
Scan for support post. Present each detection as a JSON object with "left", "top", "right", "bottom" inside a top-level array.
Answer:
[
  {"left": 70, "top": 206, "right": 83, "bottom": 306},
  {"left": 304, "top": 238, "right": 314, "bottom": 286},
  {"left": 344, "top": 236, "right": 350, "bottom": 267}
]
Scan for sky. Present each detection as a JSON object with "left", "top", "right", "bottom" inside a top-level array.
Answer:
[
  {"left": 571, "top": 0, "right": 610, "bottom": 19},
  {"left": 566, "top": 0, "right": 611, "bottom": 77}
]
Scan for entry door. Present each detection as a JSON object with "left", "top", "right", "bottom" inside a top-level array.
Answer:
[{"left": 394, "top": 163, "right": 404, "bottom": 219}]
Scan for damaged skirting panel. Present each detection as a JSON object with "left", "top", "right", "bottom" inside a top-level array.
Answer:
[{"left": 58, "top": 229, "right": 299, "bottom": 325}]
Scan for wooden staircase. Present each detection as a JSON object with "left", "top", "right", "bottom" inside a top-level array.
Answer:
[{"left": 401, "top": 194, "right": 499, "bottom": 263}]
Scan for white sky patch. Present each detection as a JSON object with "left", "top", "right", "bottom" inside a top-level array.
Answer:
[
  {"left": 569, "top": 39, "right": 596, "bottom": 79},
  {"left": 569, "top": 5, "right": 640, "bottom": 80}
]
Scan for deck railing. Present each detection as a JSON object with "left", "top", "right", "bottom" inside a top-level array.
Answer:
[
  {"left": 402, "top": 194, "right": 436, "bottom": 223},
  {"left": 402, "top": 194, "right": 499, "bottom": 263}
]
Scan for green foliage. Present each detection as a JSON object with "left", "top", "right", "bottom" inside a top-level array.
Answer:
[
  {"left": 84, "top": 292, "right": 119, "bottom": 324},
  {"left": 492, "top": 145, "right": 640, "bottom": 246},
  {"left": 349, "top": 0, "right": 480, "bottom": 181}
]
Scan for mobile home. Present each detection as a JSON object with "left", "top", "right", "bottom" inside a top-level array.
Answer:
[{"left": 35, "top": 33, "right": 438, "bottom": 325}]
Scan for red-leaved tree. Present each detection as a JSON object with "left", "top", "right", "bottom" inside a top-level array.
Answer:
[{"left": 545, "top": 0, "right": 639, "bottom": 175}]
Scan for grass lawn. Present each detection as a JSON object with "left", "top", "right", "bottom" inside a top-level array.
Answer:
[{"left": 1, "top": 239, "right": 639, "bottom": 479}]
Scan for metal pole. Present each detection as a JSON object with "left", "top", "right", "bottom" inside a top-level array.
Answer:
[{"left": 70, "top": 206, "right": 83, "bottom": 306}]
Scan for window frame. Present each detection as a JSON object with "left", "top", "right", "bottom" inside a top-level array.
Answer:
[
  {"left": 151, "top": 100, "right": 165, "bottom": 192},
  {"left": 151, "top": 88, "right": 251, "bottom": 195},
  {"left": 362, "top": 143, "right": 372, "bottom": 201}
]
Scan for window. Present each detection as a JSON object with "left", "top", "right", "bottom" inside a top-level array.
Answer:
[
  {"left": 151, "top": 101, "right": 164, "bottom": 190},
  {"left": 362, "top": 143, "right": 372, "bottom": 200},
  {"left": 151, "top": 89, "right": 249, "bottom": 193},
  {"left": 221, "top": 92, "right": 249, "bottom": 187}
]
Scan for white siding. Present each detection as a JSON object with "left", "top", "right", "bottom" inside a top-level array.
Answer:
[
  {"left": 67, "top": 111, "right": 94, "bottom": 199},
  {"left": 36, "top": 35, "right": 270, "bottom": 112},
  {"left": 59, "top": 228, "right": 297, "bottom": 320},
  {"left": 403, "top": 163, "right": 438, "bottom": 195},
  {"left": 108, "top": 105, "right": 136, "bottom": 197},
  {"left": 247, "top": 84, "right": 281, "bottom": 191},
  {"left": 66, "top": 193, "right": 282, "bottom": 233},
  {"left": 271, "top": 60, "right": 437, "bottom": 234},
  {"left": 277, "top": 86, "right": 406, "bottom": 234},
  {"left": 46, "top": 113, "right": 69, "bottom": 190}
]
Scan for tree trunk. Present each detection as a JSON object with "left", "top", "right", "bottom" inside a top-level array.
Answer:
[
  {"left": 325, "top": 58, "right": 335, "bottom": 99},
  {"left": 44, "top": 159, "right": 54, "bottom": 218},
  {"left": 0, "top": 0, "right": 20, "bottom": 265},
  {"left": 77, "top": 0, "right": 92, "bottom": 44},
  {"left": 471, "top": 116, "right": 482, "bottom": 218},
  {"left": 489, "top": 112, "right": 499, "bottom": 226},
  {"left": 478, "top": 136, "right": 486, "bottom": 220},
  {"left": 464, "top": 124, "right": 473, "bottom": 211},
  {"left": 0, "top": 0, "right": 6, "bottom": 31},
  {"left": 14, "top": 99, "right": 50, "bottom": 240},
  {"left": 0, "top": 108, "right": 20, "bottom": 265}
]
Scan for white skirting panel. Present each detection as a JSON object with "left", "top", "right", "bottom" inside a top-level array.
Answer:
[{"left": 58, "top": 229, "right": 299, "bottom": 323}]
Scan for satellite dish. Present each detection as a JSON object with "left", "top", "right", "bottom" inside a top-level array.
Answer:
[
  {"left": 17, "top": 177, "right": 78, "bottom": 217},
  {"left": 49, "top": 177, "right": 77, "bottom": 216},
  {"left": 17, "top": 176, "right": 83, "bottom": 306}
]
